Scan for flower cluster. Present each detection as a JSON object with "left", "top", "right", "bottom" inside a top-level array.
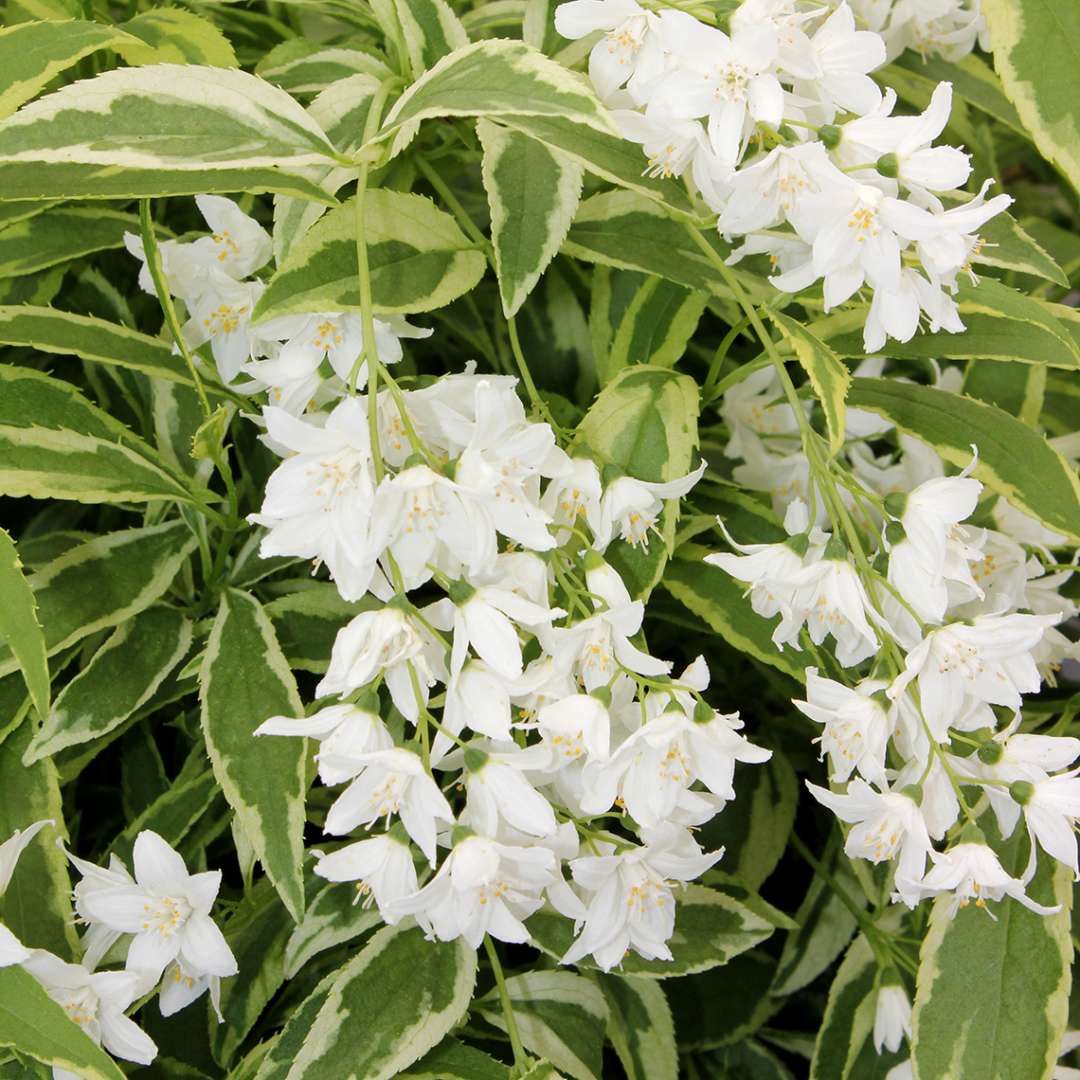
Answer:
[
  {"left": 555, "top": 0, "right": 1008, "bottom": 351},
  {"left": 710, "top": 358, "right": 1080, "bottom": 1065},
  {"left": 127, "top": 198, "right": 768, "bottom": 972},
  {"left": 0, "top": 824, "right": 235, "bottom": 1080}
]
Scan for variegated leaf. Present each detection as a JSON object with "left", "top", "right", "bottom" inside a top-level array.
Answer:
[
  {"left": 395, "top": 0, "right": 469, "bottom": 75},
  {"left": 0, "top": 206, "right": 145, "bottom": 278},
  {"left": 0, "top": 527, "right": 48, "bottom": 720},
  {"left": 478, "top": 118, "right": 582, "bottom": 317},
  {"left": 113, "top": 8, "right": 237, "bottom": 67},
  {"left": 257, "top": 41, "right": 391, "bottom": 95},
  {"left": 283, "top": 880, "right": 381, "bottom": 977},
  {"left": 846, "top": 376, "right": 1080, "bottom": 544},
  {"left": 254, "top": 189, "right": 486, "bottom": 321},
  {"left": 24, "top": 606, "right": 191, "bottom": 762},
  {"left": 200, "top": 589, "right": 307, "bottom": 922},
  {"left": 600, "top": 975, "right": 678, "bottom": 1080},
  {"left": 0, "top": 521, "right": 197, "bottom": 680},
  {"left": 286, "top": 923, "right": 477, "bottom": 1080},
  {"left": 477, "top": 971, "right": 608, "bottom": 1080},
  {"left": 379, "top": 39, "right": 616, "bottom": 156}
]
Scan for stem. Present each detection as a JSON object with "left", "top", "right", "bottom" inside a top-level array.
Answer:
[
  {"left": 139, "top": 199, "right": 211, "bottom": 418},
  {"left": 507, "top": 315, "right": 559, "bottom": 428},
  {"left": 484, "top": 936, "right": 527, "bottom": 1070}
]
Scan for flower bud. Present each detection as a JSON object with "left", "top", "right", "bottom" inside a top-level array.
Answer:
[
  {"left": 785, "top": 532, "right": 811, "bottom": 557},
  {"left": 884, "top": 521, "right": 907, "bottom": 548},
  {"left": 819, "top": 124, "right": 842, "bottom": 149},
  {"left": 447, "top": 579, "right": 476, "bottom": 606},
  {"left": 463, "top": 746, "right": 489, "bottom": 773},
  {"left": 876, "top": 152, "right": 900, "bottom": 178},
  {"left": 1009, "top": 780, "right": 1035, "bottom": 806},
  {"left": 884, "top": 492, "right": 908, "bottom": 519},
  {"left": 900, "top": 783, "right": 923, "bottom": 805},
  {"left": 693, "top": 699, "right": 715, "bottom": 725},
  {"left": 590, "top": 685, "right": 613, "bottom": 708},
  {"left": 823, "top": 533, "right": 848, "bottom": 561},
  {"left": 977, "top": 740, "right": 1004, "bottom": 765}
]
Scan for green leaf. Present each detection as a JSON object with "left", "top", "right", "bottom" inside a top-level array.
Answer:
[
  {"left": 910, "top": 824, "right": 1072, "bottom": 1080},
  {"left": 0, "top": 64, "right": 340, "bottom": 196},
  {"left": 213, "top": 877, "right": 297, "bottom": 1069},
  {"left": 815, "top": 279, "right": 1080, "bottom": 370},
  {"left": 287, "top": 923, "right": 477, "bottom": 1080},
  {"left": 846, "top": 376, "right": 1080, "bottom": 544},
  {"left": 254, "top": 189, "right": 486, "bottom": 322},
  {"left": 706, "top": 1040, "right": 795, "bottom": 1080},
  {"left": 972, "top": 210, "right": 1068, "bottom": 286},
  {"left": 0, "top": 205, "right": 144, "bottom": 278},
  {"left": 498, "top": 114, "right": 695, "bottom": 216},
  {"left": 529, "top": 883, "right": 776, "bottom": 978},
  {"left": 250, "top": 972, "right": 336, "bottom": 1080},
  {"left": 772, "top": 851, "right": 861, "bottom": 998},
  {"left": 283, "top": 880, "right": 381, "bottom": 978},
  {"left": 663, "top": 544, "right": 811, "bottom": 684},
  {"left": 600, "top": 974, "right": 678, "bottom": 1080},
  {"left": 0, "top": 20, "right": 137, "bottom": 120},
  {"left": 769, "top": 311, "right": 850, "bottom": 457},
  {"left": 200, "top": 589, "right": 307, "bottom": 921},
  {"left": 564, "top": 191, "right": 765, "bottom": 303},
  {"left": 115, "top": 8, "right": 238, "bottom": 67},
  {"left": 961, "top": 359, "right": 1046, "bottom": 427},
  {"left": 399, "top": 1039, "right": 510, "bottom": 1080},
  {"left": 0, "top": 521, "right": 197, "bottom": 680},
  {"left": 810, "top": 931, "right": 905, "bottom": 1080},
  {"left": 0, "top": 717, "right": 75, "bottom": 956},
  {"left": 24, "top": 605, "right": 191, "bottom": 762},
  {"left": 0, "top": 966, "right": 126, "bottom": 1080},
  {"left": 478, "top": 971, "right": 608, "bottom": 1080},
  {"left": 395, "top": 0, "right": 469, "bottom": 75},
  {"left": 379, "top": 39, "right": 616, "bottom": 155},
  {"left": 593, "top": 268, "right": 706, "bottom": 386},
  {"left": 0, "top": 526, "right": 48, "bottom": 719},
  {"left": 983, "top": 0, "right": 1080, "bottom": 195},
  {"left": 0, "top": 365, "right": 196, "bottom": 505},
  {"left": 478, "top": 119, "right": 583, "bottom": 318},
  {"left": 0, "top": 305, "right": 213, "bottom": 391},
  {"left": 698, "top": 751, "right": 798, "bottom": 892},
  {"left": 575, "top": 365, "right": 700, "bottom": 599}
]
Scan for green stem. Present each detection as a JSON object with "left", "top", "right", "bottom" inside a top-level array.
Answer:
[
  {"left": 139, "top": 199, "right": 211, "bottom": 419},
  {"left": 484, "top": 936, "right": 527, "bottom": 1070}
]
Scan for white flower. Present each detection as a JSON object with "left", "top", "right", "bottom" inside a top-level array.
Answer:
[
  {"left": 794, "top": 669, "right": 890, "bottom": 785},
  {"left": 463, "top": 747, "right": 558, "bottom": 838},
  {"left": 389, "top": 835, "right": 558, "bottom": 947},
  {"left": 323, "top": 747, "right": 454, "bottom": 866},
  {"left": 22, "top": 951, "right": 157, "bottom": 1072},
  {"left": 254, "top": 702, "right": 392, "bottom": 786},
  {"left": 653, "top": 11, "right": 783, "bottom": 168},
  {"left": 249, "top": 398, "right": 391, "bottom": 601},
  {"left": 376, "top": 463, "right": 496, "bottom": 586},
  {"left": 913, "top": 180, "right": 1012, "bottom": 284},
  {"left": 717, "top": 142, "right": 849, "bottom": 240},
  {"left": 793, "top": 4, "right": 887, "bottom": 120},
  {"left": 1015, "top": 773, "right": 1080, "bottom": 881},
  {"left": 915, "top": 836, "right": 1060, "bottom": 917},
  {"left": 888, "top": 613, "right": 1058, "bottom": 739},
  {"left": 180, "top": 269, "right": 265, "bottom": 386},
  {"left": 160, "top": 958, "right": 224, "bottom": 1021},
  {"left": 582, "top": 703, "right": 770, "bottom": 826},
  {"left": 873, "top": 976, "right": 912, "bottom": 1054},
  {"left": 589, "top": 462, "right": 706, "bottom": 550},
  {"left": 0, "top": 818, "right": 51, "bottom": 895},
  {"left": 562, "top": 823, "right": 722, "bottom": 970},
  {"left": 0, "top": 924, "right": 28, "bottom": 967},
  {"left": 537, "top": 692, "right": 612, "bottom": 765},
  {"left": 885, "top": 464, "right": 984, "bottom": 623},
  {"left": 72, "top": 830, "right": 237, "bottom": 986},
  {"left": 554, "top": 0, "right": 665, "bottom": 103},
  {"left": 863, "top": 267, "right": 964, "bottom": 353},
  {"left": 540, "top": 457, "right": 603, "bottom": 541},
  {"left": 807, "top": 779, "right": 932, "bottom": 905},
  {"left": 313, "top": 833, "right": 419, "bottom": 917},
  {"left": 316, "top": 605, "right": 448, "bottom": 722},
  {"left": 780, "top": 544, "right": 880, "bottom": 666},
  {"left": 438, "top": 661, "right": 514, "bottom": 760}
]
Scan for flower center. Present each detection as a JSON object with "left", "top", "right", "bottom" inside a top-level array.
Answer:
[{"left": 141, "top": 894, "right": 192, "bottom": 938}]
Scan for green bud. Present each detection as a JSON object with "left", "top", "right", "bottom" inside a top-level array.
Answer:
[
  {"left": 693, "top": 699, "right": 715, "bottom": 725},
  {"left": 785, "top": 532, "right": 811, "bottom": 557},
  {"left": 870, "top": 690, "right": 892, "bottom": 712},
  {"left": 884, "top": 521, "right": 907, "bottom": 548},
  {"left": 819, "top": 124, "right": 843, "bottom": 149},
  {"left": 463, "top": 746, "right": 489, "bottom": 773},
  {"left": 977, "top": 740, "right": 1004, "bottom": 765},
  {"left": 777, "top": 123, "right": 798, "bottom": 142},
  {"left": 447, "top": 579, "right": 476, "bottom": 607},
  {"left": 590, "top": 685, "right": 613, "bottom": 708},
  {"left": 878, "top": 964, "right": 904, "bottom": 989},
  {"left": 1009, "top": 779, "right": 1036, "bottom": 806},
  {"left": 876, "top": 152, "right": 900, "bottom": 178},
  {"left": 451, "top": 824, "right": 475, "bottom": 847},
  {"left": 956, "top": 821, "right": 987, "bottom": 847},
  {"left": 402, "top": 451, "right": 427, "bottom": 471},
  {"left": 823, "top": 533, "right": 848, "bottom": 561},
  {"left": 884, "top": 492, "right": 908, "bottom": 519},
  {"left": 900, "top": 783, "right": 923, "bottom": 806}
]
